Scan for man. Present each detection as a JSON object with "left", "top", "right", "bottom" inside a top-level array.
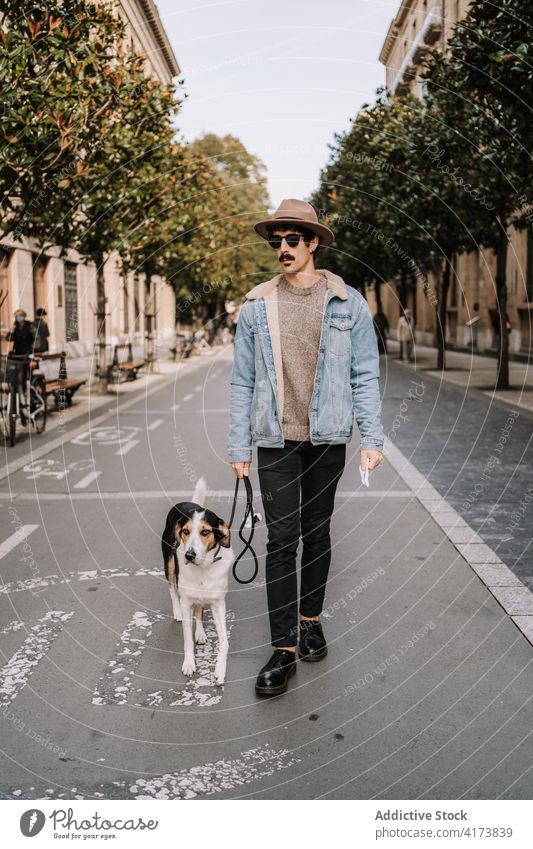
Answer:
[
  {"left": 6, "top": 309, "right": 36, "bottom": 355},
  {"left": 227, "top": 199, "right": 384, "bottom": 696},
  {"left": 397, "top": 307, "right": 415, "bottom": 362},
  {"left": 33, "top": 307, "right": 50, "bottom": 353},
  {"left": 397, "top": 307, "right": 415, "bottom": 363}
]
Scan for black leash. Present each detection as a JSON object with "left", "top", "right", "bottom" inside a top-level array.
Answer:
[{"left": 224, "top": 475, "right": 259, "bottom": 584}]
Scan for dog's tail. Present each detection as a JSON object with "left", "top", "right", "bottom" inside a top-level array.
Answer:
[{"left": 192, "top": 476, "right": 207, "bottom": 507}]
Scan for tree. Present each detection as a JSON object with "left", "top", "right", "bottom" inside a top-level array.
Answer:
[
  {"left": 311, "top": 91, "right": 477, "bottom": 368},
  {"left": 188, "top": 134, "right": 272, "bottom": 298},
  {"left": 422, "top": 0, "right": 532, "bottom": 388},
  {"left": 1, "top": 1, "right": 186, "bottom": 389},
  {"left": 0, "top": 0, "right": 127, "bottom": 242},
  {"left": 122, "top": 142, "right": 230, "bottom": 358}
]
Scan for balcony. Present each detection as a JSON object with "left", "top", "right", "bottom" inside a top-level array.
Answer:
[{"left": 389, "top": 6, "right": 443, "bottom": 93}]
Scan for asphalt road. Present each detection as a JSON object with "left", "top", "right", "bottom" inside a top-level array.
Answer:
[{"left": 0, "top": 347, "right": 532, "bottom": 799}]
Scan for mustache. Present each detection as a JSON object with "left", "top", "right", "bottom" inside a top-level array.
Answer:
[{"left": 279, "top": 254, "right": 294, "bottom": 262}]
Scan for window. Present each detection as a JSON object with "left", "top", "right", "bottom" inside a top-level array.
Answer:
[
  {"left": 450, "top": 255, "right": 458, "bottom": 306},
  {"left": 32, "top": 255, "right": 48, "bottom": 314},
  {"left": 64, "top": 262, "right": 79, "bottom": 341},
  {"left": 527, "top": 230, "right": 533, "bottom": 302},
  {"left": 123, "top": 281, "right": 129, "bottom": 334},
  {"left": 0, "top": 248, "right": 12, "bottom": 350}
]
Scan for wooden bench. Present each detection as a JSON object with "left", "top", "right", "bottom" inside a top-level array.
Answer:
[
  {"left": 39, "top": 352, "right": 87, "bottom": 410},
  {"left": 107, "top": 343, "right": 146, "bottom": 383}
]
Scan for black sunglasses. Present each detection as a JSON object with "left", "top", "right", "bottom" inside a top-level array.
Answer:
[{"left": 267, "top": 233, "right": 307, "bottom": 250}]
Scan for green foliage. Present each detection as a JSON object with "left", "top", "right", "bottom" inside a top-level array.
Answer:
[
  {"left": 1, "top": 1, "right": 131, "bottom": 241},
  {"left": 188, "top": 133, "right": 272, "bottom": 295},
  {"left": 0, "top": 0, "right": 273, "bottom": 327}
]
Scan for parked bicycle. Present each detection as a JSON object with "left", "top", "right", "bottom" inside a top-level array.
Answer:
[{"left": 0, "top": 353, "right": 47, "bottom": 446}]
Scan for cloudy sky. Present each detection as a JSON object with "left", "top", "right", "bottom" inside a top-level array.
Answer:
[{"left": 156, "top": 0, "right": 395, "bottom": 209}]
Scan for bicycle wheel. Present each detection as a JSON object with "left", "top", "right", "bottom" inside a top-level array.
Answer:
[
  {"left": 9, "top": 384, "right": 17, "bottom": 447},
  {"left": 30, "top": 383, "right": 47, "bottom": 433}
]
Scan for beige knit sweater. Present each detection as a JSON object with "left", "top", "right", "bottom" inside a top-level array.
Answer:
[{"left": 277, "top": 273, "right": 328, "bottom": 441}]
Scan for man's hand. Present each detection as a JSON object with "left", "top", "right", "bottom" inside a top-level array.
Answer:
[
  {"left": 231, "top": 461, "right": 251, "bottom": 479},
  {"left": 360, "top": 449, "right": 383, "bottom": 472}
]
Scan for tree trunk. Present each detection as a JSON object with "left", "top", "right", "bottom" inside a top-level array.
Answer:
[
  {"left": 95, "top": 253, "right": 108, "bottom": 394},
  {"left": 375, "top": 279, "right": 383, "bottom": 313},
  {"left": 145, "top": 274, "right": 156, "bottom": 373},
  {"left": 495, "top": 227, "right": 509, "bottom": 391},
  {"left": 398, "top": 269, "right": 408, "bottom": 309},
  {"left": 436, "top": 258, "right": 451, "bottom": 370}
]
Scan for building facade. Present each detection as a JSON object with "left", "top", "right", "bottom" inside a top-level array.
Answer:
[
  {"left": 1, "top": 0, "right": 180, "bottom": 358},
  {"left": 376, "top": 0, "right": 532, "bottom": 356}
]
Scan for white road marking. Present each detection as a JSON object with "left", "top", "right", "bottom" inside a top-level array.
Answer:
[
  {"left": 0, "top": 566, "right": 161, "bottom": 596},
  {"left": 170, "top": 404, "right": 180, "bottom": 410},
  {"left": 193, "top": 385, "right": 202, "bottom": 392},
  {"left": 182, "top": 393, "right": 194, "bottom": 401},
  {"left": 72, "top": 425, "right": 142, "bottom": 446},
  {"left": 16, "top": 744, "right": 299, "bottom": 800},
  {"left": 73, "top": 471, "right": 101, "bottom": 489},
  {"left": 146, "top": 419, "right": 163, "bottom": 431},
  {"left": 129, "top": 744, "right": 299, "bottom": 799},
  {"left": 22, "top": 459, "right": 96, "bottom": 481},
  {"left": 0, "top": 620, "right": 25, "bottom": 634},
  {"left": 115, "top": 440, "right": 139, "bottom": 456},
  {"left": 0, "top": 364, "right": 206, "bottom": 484},
  {"left": 0, "top": 611, "right": 74, "bottom": 709},
  {"left": 93, "top": 608, "right": 235, "bottom": 708},
  {"left": 2, "top": 490, "right": 414, "bottom": 502},
  {"left": 0, "top": 525, "right": 39, "bottom": 561}
]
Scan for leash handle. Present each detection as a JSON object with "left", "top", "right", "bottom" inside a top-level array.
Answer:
[{"left": 229, "top": 475, "right": 259, "bottom": 585}]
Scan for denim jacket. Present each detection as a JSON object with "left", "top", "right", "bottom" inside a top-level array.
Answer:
[{"left": 227, "top": 268, "right": 384, "bottom": 462}]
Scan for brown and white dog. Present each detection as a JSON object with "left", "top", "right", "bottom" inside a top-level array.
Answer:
[{"left": 161, "top": 477, "right": 233, "bottom": 684}]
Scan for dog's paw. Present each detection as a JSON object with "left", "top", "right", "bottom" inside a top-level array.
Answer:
[
  {"left": 173, "top": 610, "right": 183, "bottom": 622},
  {"left": 214, "top": 662, "right": 226, "bottom": 685},
  {"left": 182, "top": 657, "right": 196, "bottom": 676},
  {"left": 195, "top": 627, "right": 207, "bottom": 645}
]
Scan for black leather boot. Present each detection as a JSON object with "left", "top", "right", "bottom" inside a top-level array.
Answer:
[
  {"left": 299, "top": 619, "right": 327, "bottom": 661},
  {"left": 255, "top": 649, "right": 297, "bottom": 695}
]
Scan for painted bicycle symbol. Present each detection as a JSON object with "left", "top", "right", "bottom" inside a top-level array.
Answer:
[
  {"left": 23, "top": 459, "right": 96, "bottom": 481},
  {"left": 70, "top": 426, "right": 142, "bottom": 446}
]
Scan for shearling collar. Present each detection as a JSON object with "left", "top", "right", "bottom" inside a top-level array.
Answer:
[{"left": 245, "top": 268, "right": 348, "bottom": 301}]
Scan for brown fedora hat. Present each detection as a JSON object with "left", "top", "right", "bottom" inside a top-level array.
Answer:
[{"left": 254, "top": 198, "right": 335, "bottom": 246}]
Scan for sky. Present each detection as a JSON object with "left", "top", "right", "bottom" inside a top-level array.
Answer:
[{"left": 156, "top": 0, "right": 396, "bottom": 210}]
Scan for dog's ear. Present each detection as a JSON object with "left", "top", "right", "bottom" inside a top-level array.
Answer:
[
  {"left": 174, "top": 516, "right": 188, "bottom": 540},
  {"left": 214, "top": 520, "right": 231, "bottom": 548}
]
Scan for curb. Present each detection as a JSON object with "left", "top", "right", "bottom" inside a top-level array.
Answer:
[{"left": 384, "top": 437, "right": 533, "bottom": 648}]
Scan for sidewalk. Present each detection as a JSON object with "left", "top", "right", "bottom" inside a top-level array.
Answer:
[{"left": 387, "top": 339, "right": 533, "bottom": 414}]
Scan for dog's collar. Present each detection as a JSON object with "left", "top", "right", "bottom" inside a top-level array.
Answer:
[{"left": 212, "top": 543, "right": 222, "bottom": 562}]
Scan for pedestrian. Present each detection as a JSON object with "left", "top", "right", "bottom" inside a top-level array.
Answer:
[
  {"left": 397, "top": 307, "right": 415, "bottom": 362},
  {"left": 5, "top": 309, "right": 36, "bottom": 355},
  {"left": 373, "top": 309, "right": 389, "bottom": 354},
  {"left": 32, "top": 307, "right": 50, "bottom": 353},
  {"left": 469, "top": 302, "right": 480, "bottom": 351},
  {"left": 228, "top": 198, "right": 384, "bottom": 696}
]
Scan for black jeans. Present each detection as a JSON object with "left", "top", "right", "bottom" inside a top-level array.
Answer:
[{"left": 257, "top": 440, "right": 346, "bottom": 648}]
